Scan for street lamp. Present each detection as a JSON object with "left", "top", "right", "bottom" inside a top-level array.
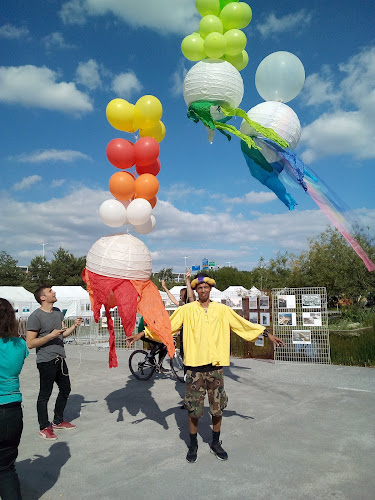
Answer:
[{"left": 182, "top": 256, "right": 190, "bottom": 270}]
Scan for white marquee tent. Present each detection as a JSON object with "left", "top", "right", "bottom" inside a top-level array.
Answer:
[
  {"left": 52, "top": 286, "right": 92, "bottom": 319},
  {"left": 0, "top": 287, "right": 39, "bottom": 318}
]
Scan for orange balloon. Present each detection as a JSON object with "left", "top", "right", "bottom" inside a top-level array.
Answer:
[
  {"left": 135, "top": 174, "right": 159, "bottom": 200},
  {"left": 109, "top": 171, "right": 135, "bottom": 201}
]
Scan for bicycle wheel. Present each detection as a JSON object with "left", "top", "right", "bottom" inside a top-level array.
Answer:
[
  {"left": 129, "top": 350, "right": 156, "bottom": 381},
  {"left": 170, "top": 349, "right": 185, "bottom": 383}
]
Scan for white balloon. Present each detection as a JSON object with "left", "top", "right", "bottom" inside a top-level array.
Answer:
[
  {"left": 126, "top": 198, "right": 152, "bottom": 226},
  {"left": 255, "top": 51, "right": 305, "bottom": 103},
  {"left": 240, "top": 101, "right": 301, "bottom": 149},
  {"left": 99, "top": 199, "right": 127, "bottom": 227},
  {"left": 132, "top": 215, "right": 156, "bottom": 234}
]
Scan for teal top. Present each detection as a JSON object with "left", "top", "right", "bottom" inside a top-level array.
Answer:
[{"left": 0, "top": 337, "right": 29, "bottom": 404}]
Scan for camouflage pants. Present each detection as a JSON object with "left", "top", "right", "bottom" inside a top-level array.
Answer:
[{"left": 184, "top": 368, "right": 228, "bottom": 419}]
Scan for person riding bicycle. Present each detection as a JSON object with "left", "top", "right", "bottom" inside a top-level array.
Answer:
[{"left": 137, "top": 316, "right": 169, "bottom": 373}]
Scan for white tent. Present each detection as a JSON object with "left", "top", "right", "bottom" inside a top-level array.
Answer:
[
  {"left": 0, "top": 286, "right": 39, "bottom": 319},
  {"left": 223, "top": 286, "right": 249, "bottom": 298},
  {"left": 52, "top": 286, "right": 92, "bottom": 319},
  {"left": 249, "top": 286, "right": 261, "bottom": 296}
]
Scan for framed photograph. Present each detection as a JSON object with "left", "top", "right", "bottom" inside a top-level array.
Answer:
[
  {"left": 22, "top": 306, "right": 30, "bottom": 313},
  {"left": 259, "top": 295, "right": 269, "bottom": 309},
  {"left": 226, "top": 296, "right": 242, "bottom": 309},
  {"left": 260, "top": 312, "right": 270, "bottom": 326},
  {"left": 302, "top": 312, "right": 322, "bottom": 326},
  {"left": 249, "top": 297, "right": 257, "bottom": 309},
  {"left": 302, "top": 294, "right": 321, "bottom": 308},
  {"left": 277, "top": 295, "right": 296, "bottom": 309},
  {"left": 278, "top": 312, "right": 296, "bottom": 326},
  {"left": 292, "top": 330, "right": 312, "bottom": 344},
  {"left": 255, "top": 335, "right": 264, "bottom": 347},
  {"left": 249, "top": 312, "right": 258, "bottom": 324},
  {"left": 84, "top": 317, "right": 90, "bottom": 326}
]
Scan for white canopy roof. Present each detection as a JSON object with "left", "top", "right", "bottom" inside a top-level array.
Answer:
[
  {"left": 52, "top": 286, "right": 92, "bottom": 318},
  {"left": 0, "top": 286, "right": 39, "bottom": 318}
]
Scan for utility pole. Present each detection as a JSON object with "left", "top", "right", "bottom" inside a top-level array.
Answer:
[
  {"left": 183, "top": 256, "right": 190, "bottom": 270},
  {"left": 225, "top": 261, "right": 232, "bottom": 267},
  {"left": 41, "top": 241, "right": 48, "bottom": 258}
]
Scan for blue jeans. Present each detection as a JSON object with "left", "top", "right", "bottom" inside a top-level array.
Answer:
[
  {"left": 37, "top": 357, "right": 71, "bottom": 430},
  {"left": 0, "top": 402, "right": 23, "bottom": 500}
]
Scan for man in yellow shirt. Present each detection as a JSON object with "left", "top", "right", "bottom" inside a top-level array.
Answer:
[{"left": 128, "top": 273, "right": 285, "bottom": 463}]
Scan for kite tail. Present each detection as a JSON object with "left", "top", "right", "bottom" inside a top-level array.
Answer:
[{"left": 258, "top": 139, "right": 375, "bottom": 272}]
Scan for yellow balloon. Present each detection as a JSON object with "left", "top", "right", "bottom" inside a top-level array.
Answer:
[
  {"left": 134, "top": 95, "right": 163, "bottom": 130},
  {"left": 140, "top": 121, "right": 166, "bottom": 143},
  {"left": 225, "top": 49, "right": 249, "bottom": 71},
  {"left": 106, "top": 98, "right": 136, "bottom": 132}
]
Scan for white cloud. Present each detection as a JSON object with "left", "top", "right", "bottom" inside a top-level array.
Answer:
[
  {"left": 256, "top": 10, "right": 312, "bottom": 38},
  {"left": 111, "top": 72, "right": 142, "bottom": 98},
  {"left": 60, "top": 0, "right": 198, "bottom": 34},
  {"left": 223, "top": 191, "right": 277, "bottom": 205},
  {"left": 2, "top": 187, "right": 373, "bottom": 271},
  {"left": 0, "top": 24, "right": 29, "bottom": 39},
  {"left": 0, "top": 65, "right": 93, "bottom": 114},
  {"left": 170, "top": 61, "right": 188, "bottom": 97},
  {"left": 51, "top": 179, "right": 67, "bottom": 188},
  {"left": 76, "top": 59, "right": 102, "bottom": 90},
  {"left": 300, "top": 45, "right": 375, "bottom": 162},
  {"left": 13, "top": 175, "right": 42, "bottom": 191},
  {"left": 42, "top": 32, "right": 75, "bottom": 51},
  {"left": 13, "top": 149, "right": 92, "bottom": 163}
]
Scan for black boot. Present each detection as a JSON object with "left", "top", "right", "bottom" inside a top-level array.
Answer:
[
  {"left": 186, "top": 433, "right": 198, "bottom": 463},
  {"left": 210, "top": 431, "right": 228, "bottom": 461}
]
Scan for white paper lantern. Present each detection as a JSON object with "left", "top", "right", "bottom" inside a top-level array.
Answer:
[
  {"left": 126, "top": 198, "right": 152, "bottom": 226},
  {"left": 240, "top": 101, "right": 301, "bottom": 150},
  {"left": 99, "top": 199, "right": 127, "bottom": 227},
  {"left": 183, "top": 59, "right": 244, "bottom": 109},
  {"left": 86, "top": 233, "right": 152, "bottom": 280},
  {"left": 132, "top": 215, "right": 156, "bottom": 235}
]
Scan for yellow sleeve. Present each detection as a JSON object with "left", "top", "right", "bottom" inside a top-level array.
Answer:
[
  {"left": 226, "top": 307, "right": 265, "bottom": 341},
  {"left": 144, "top": 306, "right": 184, "bottom": 342}
]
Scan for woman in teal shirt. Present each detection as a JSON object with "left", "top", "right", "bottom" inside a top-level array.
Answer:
[{"left": 0, "top": 298, "right": 29, "bottom": 500}]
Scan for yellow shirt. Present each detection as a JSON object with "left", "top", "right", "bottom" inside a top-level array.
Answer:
[{"left": 145, "top": 301, "right": 265, "bottom": 367}]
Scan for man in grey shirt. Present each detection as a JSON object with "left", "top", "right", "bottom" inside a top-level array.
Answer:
[{"left": 26, "top": 286, "right": 82, "bottom": 440}]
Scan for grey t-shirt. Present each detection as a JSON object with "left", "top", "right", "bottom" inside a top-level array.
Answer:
[{"left": 26, "top": 308, "right": 66, "bottom": 363}]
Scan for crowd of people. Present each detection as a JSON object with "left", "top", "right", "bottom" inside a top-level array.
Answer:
[{"left": 0, "top": 272, "right": 284, "bottom": 497}]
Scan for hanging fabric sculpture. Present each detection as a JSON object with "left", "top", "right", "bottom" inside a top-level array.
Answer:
[{"left": 82, "top": 233, "right": 174, "bottom": 368}]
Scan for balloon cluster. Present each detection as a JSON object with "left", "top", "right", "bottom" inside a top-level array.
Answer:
[
  {"left": 181, "top": 0, "right": 252, "bottom": 71},
  {"left": 99, "top": 95, "right": 165, "bottom": 234}
]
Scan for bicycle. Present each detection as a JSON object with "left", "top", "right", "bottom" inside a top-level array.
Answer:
[{"left": 129, "top": 338, "right": 185, "bottom": 382}]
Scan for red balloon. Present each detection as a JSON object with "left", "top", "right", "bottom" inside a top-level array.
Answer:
[
  {"left": 106, "top": 138, "right": 135, "bottom": 169},
  {"left": 134, "top": 137, "right": 160, "bottom": 167},
  {"left": 136, "top": 158, "right": 161, "bottom": 176}
]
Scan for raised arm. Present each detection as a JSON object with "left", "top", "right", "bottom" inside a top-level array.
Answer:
[
  {"left": 161, "top": 279, "right": 179, "bottom": 306},
  {"left": 185, "top": 269, "right": 195, "bottom": 303}
]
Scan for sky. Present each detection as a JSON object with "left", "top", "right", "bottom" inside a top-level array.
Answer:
[{"left": 1, "top": 0, "right": 375, "bottom": 274}]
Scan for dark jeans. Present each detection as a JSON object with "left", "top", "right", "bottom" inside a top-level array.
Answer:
[
  {"left": 0, "top": 402, "right": 23, "bottom": 500},
  {"left": 37, "top": 357, "right": 71, "bottom": 430}
]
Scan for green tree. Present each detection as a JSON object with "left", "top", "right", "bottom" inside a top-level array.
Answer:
[
  {"left": 28, "top": 255, "right": 51, "bottom": 285},
  {"left": 50, "top": 247, "right": 86, "bottom": 286},
  {"left": 0, "top": 251, "right": 24, "bottom": 285},
  {"left": 157, "top": 267, "right": 174, "bottom": 282}
]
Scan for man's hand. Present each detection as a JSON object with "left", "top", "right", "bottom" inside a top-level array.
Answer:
[
  {"left": 50, "top": 329, "right": 66, "bottom": 339},
  {"left": 126, "top": 331, "right": 145, "bottom": 348},
  {"left": 74, "top": 317, "right": 83, "bottom": 328},
  {"left": 267, "top": 333, "right": 286, "bottom": 347},
  {"left": 185, "top": 269, "right": 191, "bottom": 281},
  {"left": 161, "top": 279, "right": 167, "bottom": 290}
]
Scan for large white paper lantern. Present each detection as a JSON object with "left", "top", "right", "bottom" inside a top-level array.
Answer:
[
  {"left": 240, "top": 101, "right": 301, "bottom": 149},
  {"left": 183, "top": 59, "right": 244, "bottom": 109},
  {"left": 86, "top": 233, "right": 152, "bottom": 280}
]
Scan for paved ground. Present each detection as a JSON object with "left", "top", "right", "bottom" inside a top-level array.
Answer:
[{"left": 16, "top": 346, "right": 375, "bottom": 500}]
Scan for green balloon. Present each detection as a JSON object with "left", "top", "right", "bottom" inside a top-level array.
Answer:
[
  {"left": 237, "top": 2, "right": 252, "bottom": 29},
  {"left": 203, "top": 32, "right": 226, "bottom": 59},
  {"left": 199, "top": 15, "right": 223, "bottom": 38},
  {"left": 225, "top": 49, "right": 249, "bottom": 71},
  {"left": 224, "top": 29, "right": 247, "bottom": 56},
  {"left": 219, "top": 0, "right": 239, "bottom": 9},
  {"left": 196, "top": 0, "right": 220, "bottom": 17},
  {"left": 219, "top": 3, "right": 244, "bottom": 30},
  {"left": 181, "top": 33, "right": 205, "bottom": 61}
]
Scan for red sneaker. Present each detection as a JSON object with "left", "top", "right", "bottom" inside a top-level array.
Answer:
[
  {"left": 39, "top": 427, "right": 58, "bottom": 440},
  {"left": 52, "top": 421, "right": 77, "bottom": 430}
]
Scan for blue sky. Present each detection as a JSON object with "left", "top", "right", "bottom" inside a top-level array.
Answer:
[{"left": 1, "top": 0, "right": 375, "bottom": 273}]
